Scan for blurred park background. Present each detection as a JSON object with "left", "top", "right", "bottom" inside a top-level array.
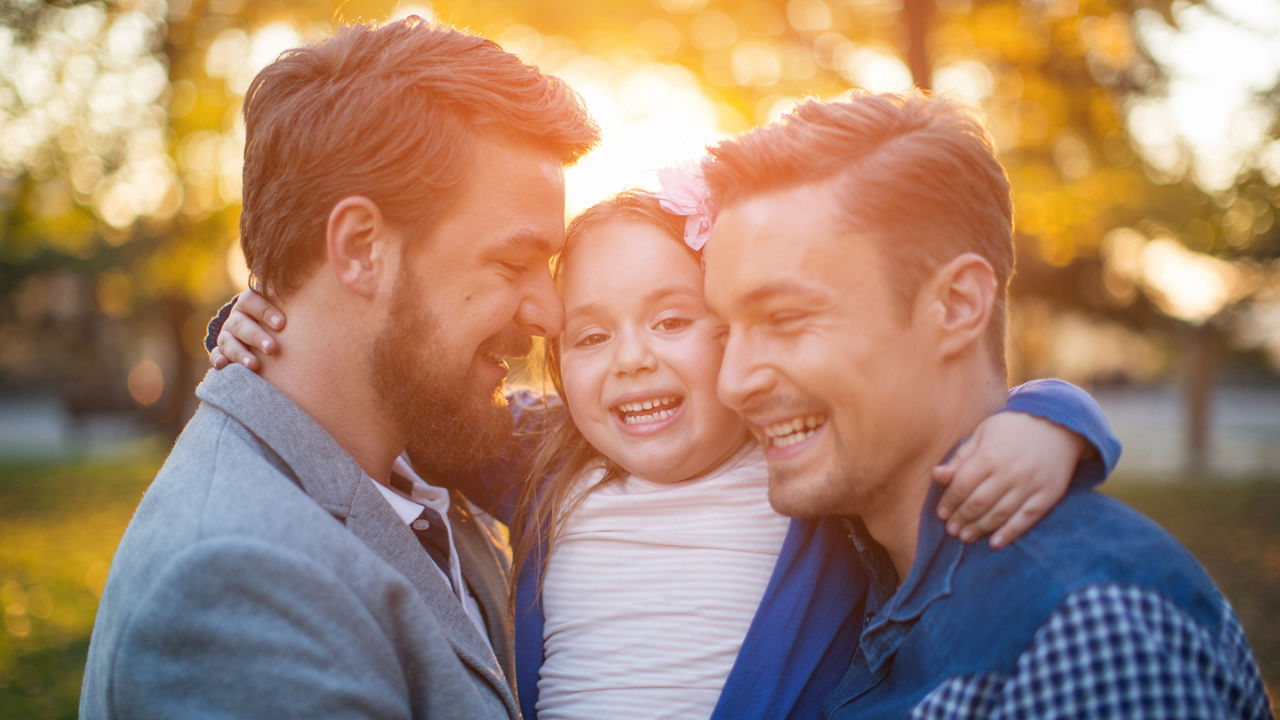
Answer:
[{"left": 0, "top": 0, "right": 1276, "bottom": 716}]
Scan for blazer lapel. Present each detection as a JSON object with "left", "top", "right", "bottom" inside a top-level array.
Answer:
[
  {"left": 195, "top": 367, "right": 519, "bottom": 718},
  {"left": 450, "top": 493, "right": 517, "bottom": 692}
]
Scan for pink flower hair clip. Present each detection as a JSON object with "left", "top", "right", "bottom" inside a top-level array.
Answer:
[{"left": 653, "top": 162, "right": 714, "bottom": 253}]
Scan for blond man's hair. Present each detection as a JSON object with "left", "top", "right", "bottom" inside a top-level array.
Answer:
[{"left": 703, "top": 90, "right": 1014, "bottom": 369}]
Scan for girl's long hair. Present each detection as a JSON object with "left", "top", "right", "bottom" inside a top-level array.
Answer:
[{"left": 509, "top": 191, "right": 692, "bottom": 609}]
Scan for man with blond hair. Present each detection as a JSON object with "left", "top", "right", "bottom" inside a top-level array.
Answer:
[
  {"left": 701, "top": 90, "right": 1270, "bottom": 718},
  {"left": 80, "top": 18, "right": 597, "bottom": 719}
]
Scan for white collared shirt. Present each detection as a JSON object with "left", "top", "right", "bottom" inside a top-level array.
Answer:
[{"left": 370, "top": 453, "right": 492, "bottom": 648}]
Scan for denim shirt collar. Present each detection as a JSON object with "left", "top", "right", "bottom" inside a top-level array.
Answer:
[{"left": 847, "top": 469, "right": 967, "bottom": 672}]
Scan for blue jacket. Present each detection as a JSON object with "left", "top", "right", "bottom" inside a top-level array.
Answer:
[
  {"left": 821, "top": 472, "right": 1263, "bottom": 718},
  {"left": 462, "top": 379, "right": 1120, "bottom": 720}
]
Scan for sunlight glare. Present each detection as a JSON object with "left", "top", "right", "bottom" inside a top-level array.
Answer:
[
  {"left": 104, "top": 12, "right": 152, "bottom": 67},
  {"left": 933, "top": 60, "right": 994, "bottom": 106},
  {"left": 839, "top": 47, "right": 913, "bottom": 93},
  {"left": 59, "top": 2, "right": 106, "bottom": 44},
  {"left": 205, "top": 29, "right": 249, "bottom": 79},
  {"left": 1139, "top": 237, "right": 1239, "bottom": 323},
  {"left": 787, "top": 0, "right": 833, "bottom": 33},
  {"left": 551, "top": 59, "right": 724, "bottom": 215},
  {"left": 732, "top": 42, "right": 782, "bottom": 86},
  {"left": 1131, "top": 4, "right": 1280, "bottom": 191},
  {"left": 233, "top": 23, "right": 302, "bottom": 95}
]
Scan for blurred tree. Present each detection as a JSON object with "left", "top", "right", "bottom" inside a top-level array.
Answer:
[
  {"left": 425, "top": 0, "right": 1280, "bottom": 471},
  {"left": 0, "top": 0, "right": 399, "bottom": 437},
  {"left": 1, "top": 0, "right": 1277, "bottom": 464}
]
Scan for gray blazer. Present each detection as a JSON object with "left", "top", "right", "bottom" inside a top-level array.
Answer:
[{"left": 80, "top": 366, "right": 520, "bottom": 719}]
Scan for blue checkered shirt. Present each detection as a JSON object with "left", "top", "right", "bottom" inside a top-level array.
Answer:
[{"left": 913, "top": 584, "right": 1271, "bottom": 718}]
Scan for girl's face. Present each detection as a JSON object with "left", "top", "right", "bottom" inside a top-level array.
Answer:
[{"left": 558, "top": 218, "right": 749, "bottom": 483}]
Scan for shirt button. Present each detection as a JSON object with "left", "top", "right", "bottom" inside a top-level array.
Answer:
[{"left": 412, "top": 518, "right": 431, "bottom": 531}]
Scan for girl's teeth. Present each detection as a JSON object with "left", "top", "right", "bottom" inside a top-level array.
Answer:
[
  {"left": 618, "top": 396, "right": 679, "bottom": 413},
  {"left": 616, "top": 396, "right": 682, "bottom": 423},
  {"left": 623, "top": 407, "right": 677, "bottom": 424}
]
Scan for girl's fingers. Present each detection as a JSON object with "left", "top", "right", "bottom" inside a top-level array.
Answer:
[
  {"left": 935, "top": 439, "right": 980, "bottom": 520},
  {"left": 944, "top": 473, "right": 1004, "bottom": 537},
  {"left": 988, "top": 493, "right": 1054, "bottom": 549},
  {"left": 931, "top": 463, "right": 956, "bottom": 486},
  {"left": 225, "top": 310, "right": 277, "bottom": 355},
  {"left": 216, "top": 333, "right": 260, "bottom": 371},
  {"left": 959, "top": 489, "right": 1025, "bottom": 544},
  {"left": 235, "top": 288, "right": 286, "bottom": 331},
  {"left": 937, "top": 458, "right": 990, "bottom": 522},
  {"left": 209, "top": 347, "right": 229, "bottom": 370}
]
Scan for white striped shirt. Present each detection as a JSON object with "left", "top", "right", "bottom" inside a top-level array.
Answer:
[{"left": 536, "top": 443, "right": 791, "bottom": 720}]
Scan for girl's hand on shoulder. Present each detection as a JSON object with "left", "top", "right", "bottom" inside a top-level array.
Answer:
[
  {"left": 931, "top": 411, "right": 1087, "bottom": 549},
  {"left": 209, "top": 289, "right": 287, "bottom": 372}
]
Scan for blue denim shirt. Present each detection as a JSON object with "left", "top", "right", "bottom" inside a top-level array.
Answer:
[{"left": 821, "top": 474, "right": 1258, "bottom": 718}]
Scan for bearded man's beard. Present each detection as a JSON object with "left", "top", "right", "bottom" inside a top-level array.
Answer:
[{"left": 371, "top": 285, "right": 512, "bottom": 476}]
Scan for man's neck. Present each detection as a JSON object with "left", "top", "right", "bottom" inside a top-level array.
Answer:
[
  {"left": 863, "top": 369, "right": 1007, "bottom": 585},
  {"left": 257, "top": 292, "right": 403, "bottom": 486}
]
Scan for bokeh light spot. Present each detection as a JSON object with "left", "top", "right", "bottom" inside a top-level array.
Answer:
[{"left": 127, "top": 360, "right": 164, "bottom": 407}]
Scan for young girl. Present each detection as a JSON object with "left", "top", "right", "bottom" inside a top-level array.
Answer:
[{"left": 210, "top": 177, "right": 1119, "bottom": 720}]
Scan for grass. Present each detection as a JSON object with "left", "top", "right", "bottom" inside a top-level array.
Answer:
[
  {"left": 1, "top": 448, "right": 1276, "bottom": 717},
  {"left": 0, "top": 443, "right": 164, "bottom": 720}
]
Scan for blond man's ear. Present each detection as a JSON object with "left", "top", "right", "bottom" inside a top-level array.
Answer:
[{"left": 918, "top": 252, "right": 997, "bottom": 361}]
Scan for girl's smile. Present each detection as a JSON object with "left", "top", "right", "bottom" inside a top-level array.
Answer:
[
  {"left": 557, "top": 217, "right": 749, "bottom": 484},
  {"left": 611, "top": 392, "right": 685, "bottom": 433}
]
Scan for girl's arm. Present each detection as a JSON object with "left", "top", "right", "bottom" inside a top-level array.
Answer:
[
  {"left": 933, "top": 379, "right": 1121, "bottom": 549},
  {"left": 212, "top": 292, "right": 1122, "bottom": 549}
]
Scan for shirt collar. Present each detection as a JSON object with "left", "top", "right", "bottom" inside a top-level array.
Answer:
[
  {"left": 391, "top": 454, "right": 452, "bottom": 509},
  {"left": 372, "top": 477, "right": 424, "bottom": 524},
  {"left": 887, "top": 480, "right": 964, "bottom": 622},
  {"left": 369, "top": 453, "right": 454, "bottom": 525},
  {"left": 849, "top": 451, "right": 967, "bottom": 626}
]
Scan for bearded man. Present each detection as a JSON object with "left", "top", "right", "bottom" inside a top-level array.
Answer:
[{"left": 80, "top": 18, "right": 598, "bottom": 720}]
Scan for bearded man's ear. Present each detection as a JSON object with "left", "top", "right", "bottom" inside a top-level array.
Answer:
[{"left": 326, "top": 196, "right": 395, "bottom": 300}]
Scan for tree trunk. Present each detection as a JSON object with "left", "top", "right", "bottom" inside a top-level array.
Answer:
[
  {"left": 1184, "top": 323, "right": 1216, "bottom": 477},
  {"left": 904, "top": 0, "right": 933, "bottom": 90},
  {"left": 160, "top": 293, "right": 197, "bottom": 440}
]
